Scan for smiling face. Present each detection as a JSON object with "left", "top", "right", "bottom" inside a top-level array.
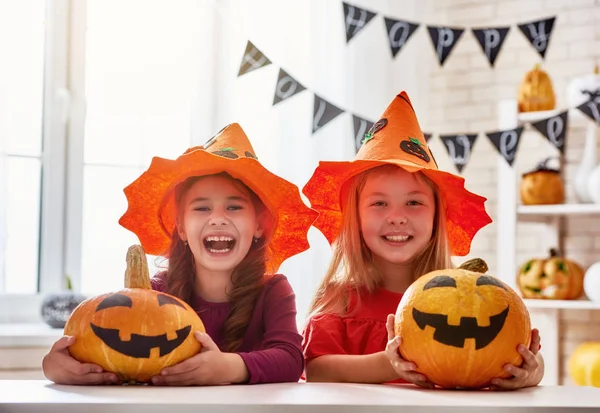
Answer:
[
  {"left": 358, "top": 167, "right": 435, "bottom": 269},
  {"left": 177, "top": 175, "right": 264, "bottom": 277},
  {"left": 65, "top": 288, "right": 205, "bottom": 383},
  {"left": 395, "top": 268, "right": 531, "bottom": 389}
]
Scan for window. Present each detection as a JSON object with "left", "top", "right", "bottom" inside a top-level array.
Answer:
[
  {"left": 1, "top": 0, "right": 212, "bottom": 301},
  {"left": 0, "top": 0, "right": 46, "bottom": 294}
]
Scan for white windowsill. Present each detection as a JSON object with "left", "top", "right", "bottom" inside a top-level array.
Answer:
[{"left": 0, "top": 323, "right": 63, "bottom": 348}]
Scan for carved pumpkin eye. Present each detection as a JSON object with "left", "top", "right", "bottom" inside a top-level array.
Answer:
[
  {"left": 475, "top": 275, "right": 507, "bottom": 290},
  {"left": 157, "top": 293, "right": 186, "bottom": 309},
  {"left": 96, "top": 293, "right": 132, "bottom": 311},
  {"left": 423, "top": 275, "right": 457, "bottom": 290}
]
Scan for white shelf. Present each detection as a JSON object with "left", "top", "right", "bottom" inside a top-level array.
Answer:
[
  {"left": 524, "top": 299, "right": 600, "bottom": 310},
  {"left": 517, "top": 108, "right": 591, "bottom": 125},
  {"left": 517, "top": 203, "right": 600, "bottom": 215}
]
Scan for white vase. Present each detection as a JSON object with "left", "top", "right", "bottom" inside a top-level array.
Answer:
[
  {"left": 584, "top": 262, "right": 600, "bottom": 302},
  {"left": 574, "top": 123, "right": 598, "bottom": 203}
]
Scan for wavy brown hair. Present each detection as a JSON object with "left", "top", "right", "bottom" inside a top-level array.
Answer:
[
  {"left": 308, "top": 165, "right": 453, "bottom": 318},
  {"left": 162, "top": 172, "right": 275, "bottom": 352}
]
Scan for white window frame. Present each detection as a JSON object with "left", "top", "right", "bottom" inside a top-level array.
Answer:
[{"left": 0, "top": 0, "right": 86, "bottom": 324}]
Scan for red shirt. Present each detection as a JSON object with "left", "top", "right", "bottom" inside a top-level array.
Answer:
[
  {"left": 152, "top": 272, "right": 303, "bottom": 384},
  {"left": 302, "top": 287, "right": 406, "bottom": 383}
]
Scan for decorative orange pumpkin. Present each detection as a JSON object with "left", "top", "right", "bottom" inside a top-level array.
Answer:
[
  {"left": 518, "top": 64, "right": 556, "bottom": 112},
  {"left": 517, "top": 249, "right": 585, "bottom": 300},
  {"left": 395, "top": 259, "right": 531, "bottom": 389},
  {"left": 520, "top": 158, "right": 564, "bottom": 205},
  {"left": 569, "top": 342, "right": 600, "bottom": 387},
  {"left": 64, "top": 245, "right": 205, "bottom": 383}
]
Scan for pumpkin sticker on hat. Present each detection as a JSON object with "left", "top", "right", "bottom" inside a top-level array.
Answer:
[
  {"left": 119, "top": 123, "right": 318, "bottom": 273},
  {"left": 303, "top": 91, "right": 492, "bottom": 256}
]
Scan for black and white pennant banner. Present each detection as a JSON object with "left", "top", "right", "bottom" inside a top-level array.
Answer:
[
  {"left": 577, "top": 97, "right": 600, "bottom": 125},
  {"left": 352, "top": 115, "right": 374, "bottom": 153},
  {"left": 423, "top": 132, "right": 432, "bottom": 142},
  {"left": 238, "top": 41, "right": 271, "bottom": 76},
  {"left": 518, "top": 17, "right": 555, "bottom": 59},
  {"left": 440, "top": 134, "right": 478, "bottom": 173},
  {"left": 487, "top": 127, "right": 524, "bottom": 166},
  {"left": 531, "top": 111, "right": 568, "bottom": 153},
  {"left": 342, "top": 2, "right": 377, "bottom": 43},
  {"left": 384, "top": 17, "right": 419, "bottom": 58},
  {"left": 273, "top": 69, "right": 306, "bottom": 105},
  {"left": 313, "top": 95, "right": 345, "bottom": 134},
  {"left": 472, "top": 27, "right": 510, "bottom": 67},
  {"left": 427, "top": 26, "right": 465, "bottom": 66}
]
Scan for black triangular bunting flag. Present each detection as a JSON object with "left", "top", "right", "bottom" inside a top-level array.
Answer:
[
  {"left": 352, "top": 115, "right": 374, "bottom": 153},
  {"left": 531, "top": 111, "right": 569, "bottom": 153},
  {"left": 313, "top": 95, "right": 345, "bottom": 134},
  {"left": 472, "top": 27, "right": 510, "bottom": 67},
  {"left": 423, "top": 132, "right": 432, "bottom": 142},
  {"left": 577, "top": 97, "right": 600, "bottom": 125},
  {"left": 343, "top": 2, "right": 377, "bottom": 43},
  {"left": 486, "top": 127, "right": 524, "bottom": 166},
  {"left": 238, "top": 41, "right": 271, "bottom": 77},
  {"left": 427, "top": 26, "right": 464, "bottom": 66},
  {"left": 518, "top": 17, "right": 556, "bottom": 59},
  {"left": 439, "top": 134, "right": 478, "bottom": 173},
  {"left": 273, "top": 69, "right": 306, "bottom": 105},
  {"left": 384, "top": 18, "right": 419, "bottom": 58}
]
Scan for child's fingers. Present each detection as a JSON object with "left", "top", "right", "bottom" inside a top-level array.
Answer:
[
  {"left": 386, "top": 314, "right": 395, "bottom": 341},
  {"left": 503, "top": 364, "right": 528, "bottom": 381},
  {"left": 160, "top": 354, "right": 201, "bottom": 376},
  {"left": 529, "top": 329, "right": 541, "bottom": 355},
  {"left": 50, "top": 336, "right": 75, "bottom": 352},
  {"left": 518, "top": 345, "right": 539, "bottom": 369},
  {"left": 491, "top": 377, "right": 521, "bottom": 390}
]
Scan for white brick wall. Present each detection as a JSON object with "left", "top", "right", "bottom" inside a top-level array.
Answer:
[{"left": 424, "top": 0, "right": 600, "bottom": 385}]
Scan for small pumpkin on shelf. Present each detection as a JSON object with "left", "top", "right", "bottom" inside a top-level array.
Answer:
[
  {"left": 569, "top": 342, "right": 600, "bottom": 387},
  {"left": 518, "top": 64, "right": 556, "bottom": 113},
  {"left": 520, "top": 157, "right": 564, "bottom": 205},
  {"left": 395, "top": 258, "right": 531, "bottom": 389},
  {"left": 517, "top": 249, "right": 585, "bottom": 300},
  {"left": 64, "top": 245, "right": 205, "bottom": 383}
]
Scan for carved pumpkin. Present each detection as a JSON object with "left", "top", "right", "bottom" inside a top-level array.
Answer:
[
  {"left": 520, "top": 158, "right": 564, "bottom": 205},
  {"left": 569, "top": 342, "right": 600, "bottom": 387},
  {"left": 395, "top": 259, "right": 531, "bottom": 389},
  {"left": 64, "top": 245, "right": 205, "bottom": 383},
  {"left": 517, "top": 249, "right": 585, "bottom": 300},
  {"left": 518, "top": 64, "right": 556, "bottom": 112}
]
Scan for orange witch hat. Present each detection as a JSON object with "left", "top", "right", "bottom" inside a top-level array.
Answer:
[
  {"left": 302, "top": 92, "right": 492, "bottom": 256},
  {"left": 119, "top": 123, "right": 319, "bottom": 272}
]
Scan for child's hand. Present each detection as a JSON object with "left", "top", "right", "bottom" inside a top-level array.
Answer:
[
  {"left": 490, "top": 328, "right": 544, "bottom": 391},
  {"left": 385, "top": 314, "right": 435, "bottom": 389},
  {"left": 151, "top": 331, "right": 248, "bottom": 386},
  {"left": 42, "top": 336, "right": 120, "bottom": 385}
]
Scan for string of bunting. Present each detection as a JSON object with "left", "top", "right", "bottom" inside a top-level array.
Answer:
[
  {"left": 342, "top": 1, "right": 556, "bottom": 67},
  {"left": 238, "top": 40, "right": 600, "bottom": 174}
]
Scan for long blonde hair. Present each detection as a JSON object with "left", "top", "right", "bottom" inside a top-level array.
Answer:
[{"left": 308, "top": 165, "right": 453, "bottom": 317}]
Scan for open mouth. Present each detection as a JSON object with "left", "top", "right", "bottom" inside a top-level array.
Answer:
[
  {"left": 203, "top": 236, "right": 236, "bottom": 253},
  {"left": 412, "top": 307, "right": 509, "bottom": 350},
  {"left": 382, "top": 234, "right": 412, "bottom": 243},
  {"left": 90, "top": 324, "right": 192, "bottom": 358}
]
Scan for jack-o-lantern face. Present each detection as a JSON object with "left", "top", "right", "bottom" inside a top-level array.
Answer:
[
  {"left": 517, "top": 249, "right": 584, "bottom": 300},
  {"left": 395, "top": 264, "right": 531, "bottom": 389},
  {"left": 89, "top": 292, "right": 194, "bottom": 359},
  {"left": 64, "top": 245, "right": 205, "bottom": 383}
]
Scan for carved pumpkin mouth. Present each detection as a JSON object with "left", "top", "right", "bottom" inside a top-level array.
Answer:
[
  {"left": 412, "top": 306, "right": 509, "bottom": 350},
  {"left": 90, "top": 324, "right": 192, "bottom": 358}
]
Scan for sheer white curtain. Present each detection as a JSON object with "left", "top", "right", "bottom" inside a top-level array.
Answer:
[{"left": 193, "top": 0, "right": 429, "bottom": 325}]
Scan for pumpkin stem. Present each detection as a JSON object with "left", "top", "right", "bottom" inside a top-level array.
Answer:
[
  {"left": 549, "top": 248, "right": 560, "bottom": 258},
  {"left": 458, "top": 258, "right": 488, "bottom": 274},
  {"left": 125, "top": 245, "right": 151, "bottom": 289}
]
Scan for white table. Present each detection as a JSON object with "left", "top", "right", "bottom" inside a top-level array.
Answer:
[{"left": 1, "top": 380, "right": 600, "bottom": 412}]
